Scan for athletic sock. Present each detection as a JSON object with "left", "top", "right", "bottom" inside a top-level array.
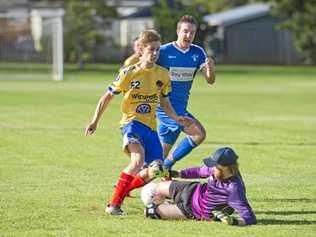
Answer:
[
  {"left": 124, "top": 174, "right": 146, "bottom": 196},
  {"left": 164, "top": 137, "right": 197, "bottom": 169},
  {"left": 163, "top": 158, "right": 174, "bottom": 170},
  {"left": 110, "top": 172, "right": 134, "bottom": 206}
]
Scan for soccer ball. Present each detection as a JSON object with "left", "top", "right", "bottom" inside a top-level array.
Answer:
[
  {"left": 148, "top": 159, "right": 168, "bottom": 179},
  {"left": 141, "top": 182, "right": 165, "bottom": 206}
]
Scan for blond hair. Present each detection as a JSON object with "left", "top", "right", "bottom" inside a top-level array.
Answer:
[
  {"left": 177, "top": 15, "right": 197, "bottom": 29},
  {"left": 138, "top": 29, "right": 161, "bottom": 49},
  {"left": 228, "top": 162, "right": 240, "bottom": 177}
]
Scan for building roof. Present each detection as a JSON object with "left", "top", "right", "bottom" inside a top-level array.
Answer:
[
  {"left": 203, "top": 3, "right": 271, "bottom": 27},
  {"left": 106, "top": 0, "right": 154, "bottom": 7},
  {"left": 120, "top": 6, "right": 152, "bottom": 19}
]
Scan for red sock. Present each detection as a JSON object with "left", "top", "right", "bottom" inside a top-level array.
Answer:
[
  {"left": 124, "top": 174, "right": 146, "bottom": 197},
  {"left": 111, "top": 172, "right": 134, "bottom": 206}
]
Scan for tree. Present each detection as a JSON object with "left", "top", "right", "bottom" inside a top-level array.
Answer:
[
  {"left": 63, "top": 0, "right": 117, "bottom": 69},
  {"left": 152, "top": 0, "right": 263, "bottom": 45},
  {"left": 271, "top": 0, "right": 316, "bottom": 64},
  {"left": 152, "top": 0, "right": 208, "bottom": 45},
  {"left": 193, "top": 0, "right": 261, "bottom": 12}
]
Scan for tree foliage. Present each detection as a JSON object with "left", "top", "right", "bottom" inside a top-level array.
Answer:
[
  {"left": 152, "top": 0, "right": 208, "bottom": 45},
  {"left": 152, "top": 0, "right": 263, "bottom": 45},
  {"left": 271, "top": 0, "right": 316, "bottom": 64},
  {"left": 192, "top": 0, "right": 261, "bottom": 12},
  {"left": 63, "top": 0, "right": 117, "bottom": 69}
]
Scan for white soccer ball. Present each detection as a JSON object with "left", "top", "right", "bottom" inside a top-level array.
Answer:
[{"left": 141, "top": 182, "right": 165, "bottom": 206}]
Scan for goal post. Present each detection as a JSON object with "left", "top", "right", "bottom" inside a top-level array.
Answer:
[{"left": 0, "top": 8, "right": 64, "bottom": 81}]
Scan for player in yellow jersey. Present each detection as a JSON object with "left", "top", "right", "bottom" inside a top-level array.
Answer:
[
  {"left": 122, "top": 37, "right": 141, "bottom": 68},
  {"left": 85, "top": 29, "right": 191, "bottom": 216}
]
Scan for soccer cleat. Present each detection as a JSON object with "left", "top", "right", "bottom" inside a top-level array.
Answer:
[
  {"left": 105, "top": 204, "right": 126, "bottom": 216},
  {"left": 144, "top": 203, "right": 161, "bottom": 219},
  {"left": 148, "top": 160, "right": 168, "bottom": 179}
]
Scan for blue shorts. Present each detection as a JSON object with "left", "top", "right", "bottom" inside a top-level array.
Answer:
[
  {"left": 121, "top": 120, "right": 163, "bottom": 166},
  {"left": 158, "top": 111, "right": 195, "bottom": 145}
]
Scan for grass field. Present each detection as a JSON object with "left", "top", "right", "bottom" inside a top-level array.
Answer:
[{"left": 1, "top": 65, "right": 316, "bottom": 236}]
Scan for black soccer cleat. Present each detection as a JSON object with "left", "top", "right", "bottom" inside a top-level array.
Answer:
[{"left": 144, "top": 203, "right": 161, "bottom": 219}]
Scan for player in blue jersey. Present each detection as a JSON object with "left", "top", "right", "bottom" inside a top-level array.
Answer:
[{"left": 156, "top": 15, "right": 216, "bottom": 170}]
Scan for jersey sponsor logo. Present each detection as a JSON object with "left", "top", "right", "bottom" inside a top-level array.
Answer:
[
  {"left": 131, "top": 93, "right": 158, "bottom": 103},
  {"left": 169, "top": 67, "right": 196, "bottom": 81},
  {"left": 191, "top": 54, "right": 199, "bottom": 62},
  {"left": 131, "top": 81, "right": 140, "bottom": 89},
  {"left": 156, "top": 80, "right": 163, "bottom": 88},
  {"left": 135, "top": 104, "right": 151, "bottom": 113},
  {"left": 168, "top": 55, "right": 176, "bottom": 59},
  {"left": 122, "top": 65, "right": 136, "bottom": 75}
]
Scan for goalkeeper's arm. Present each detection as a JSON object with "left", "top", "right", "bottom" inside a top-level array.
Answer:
[
  {"left": 169, "top": 170, "right": 180, "bottom": 178},
  {"left": 170, "top": 166, "right": 212, "bottom": 179}
]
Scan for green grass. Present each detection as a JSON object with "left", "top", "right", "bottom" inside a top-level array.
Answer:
[{"left": 1, "top": 65, "right": 316, "bottom": 236}]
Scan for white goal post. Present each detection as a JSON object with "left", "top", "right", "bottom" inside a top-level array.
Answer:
[{"left": 0, "top": 8, "right": 64, "bottom": 81}]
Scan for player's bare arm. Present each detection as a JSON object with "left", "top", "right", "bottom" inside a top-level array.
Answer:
[
  {"left": 202, "top": 56, "right": 216, "bottom": 84},
  {"left": 85, "top": 91, "right": 114, "bottom": 136},
  {"left": 159, "top": 96, "right": 192, "bottom": 127}
]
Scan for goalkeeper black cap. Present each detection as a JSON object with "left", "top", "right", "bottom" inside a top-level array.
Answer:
[{"left": 203, "top": 147, "right": 238, "bottom": 167}]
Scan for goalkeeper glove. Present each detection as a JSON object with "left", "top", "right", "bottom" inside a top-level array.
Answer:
[{"left": 212, "top": 210, "right": 238, "bottom": 225}]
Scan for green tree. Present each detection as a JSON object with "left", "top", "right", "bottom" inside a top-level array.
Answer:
[
  {"left": 271, "top": 0, "right": 316, "bottom": 64},
  {"left": 63, "top": 0, "right": 117, "bottom": 69},
  {"left": 152, "top": 0, "right": 208, "bottom": 44},
  {"left": 193, "top": 0, "right": 260, "bottom": 12},
  {"left": 152, "top": 0, "right": 262, "bottom": 45}
]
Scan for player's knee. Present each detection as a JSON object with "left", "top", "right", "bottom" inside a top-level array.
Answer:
[
  {"left": 188, "top": 125, "right": 206, "bottom": 144},
  {"left": 144, "top": 203, "right": 161, "bottom": 219},
  {"left": 127, "top": 159, "right": 144, "bottom": 174},
  {"left": 190, "top": 132, "right": 206, "bottom": 145}
]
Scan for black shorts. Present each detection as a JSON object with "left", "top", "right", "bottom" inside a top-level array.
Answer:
[{"left": 169, "top": 180, "right": 198, "bottom": 219}]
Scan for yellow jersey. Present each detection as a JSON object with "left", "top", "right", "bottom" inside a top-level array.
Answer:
[
  {"left": 123, "top": 54, "right": 140, "bottom": 67},
  {"left": 109, "top": 64, "right": 171, "bottom": 130}
]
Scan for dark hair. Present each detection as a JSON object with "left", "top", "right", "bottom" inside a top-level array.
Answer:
[{"left": 177, "top": 15, "right": 197, "bottom": 29}]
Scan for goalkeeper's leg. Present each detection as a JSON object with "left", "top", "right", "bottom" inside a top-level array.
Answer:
[
  {"left": 145, "top": 203, "right": 186, "bottom": 220},
  {"left": 123, "top": 160, "right": 168, "bottom": 197}
]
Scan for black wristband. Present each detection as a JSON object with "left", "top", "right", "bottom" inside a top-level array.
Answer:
[
  {"left": 232, "top": 218, "right": 239, "bottom": 225},
  {"left": 169, "top": 170, "right": 179, "bottom": 178}
]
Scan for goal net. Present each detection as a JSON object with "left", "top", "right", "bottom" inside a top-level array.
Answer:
[{"left": 0, "top": 8, "right": 64, "bottom": 81}]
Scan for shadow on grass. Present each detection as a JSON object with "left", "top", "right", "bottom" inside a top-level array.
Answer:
[
  {"left": 256, "top": 211, "right": 316, "bottom": 215},
  {"left": 254, "top": 198, "right": 316, "bottom": 203},
  {"left": 204, "top": 141, "right": 316, "bottom": 146},
  {"left": 255, "top": 198, "right": 316, "bottom": 225},
  {"left": 258, "top": 219, "right": 316, "bottom": 225}
]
